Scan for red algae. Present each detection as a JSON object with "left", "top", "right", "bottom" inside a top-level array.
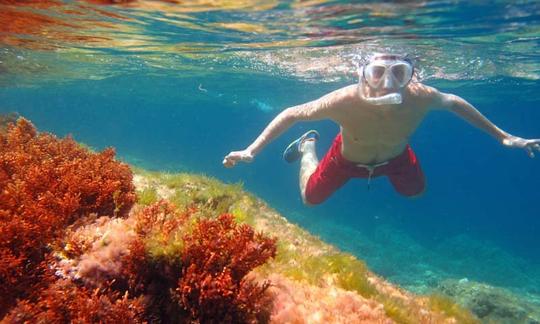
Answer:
[
  {"left": 3, "top": 278, "right": 146, "bottom": 323},
  {"left": 178, "top": 213, "right": 277, "bottom": 323},
  {"left": 0, "top": 112, "right": 18, "bottom": 132},
  {"left": 54, "top": 202, "right": 277, "bottom": 323},
  {"left": 0, "top": 120, "right": 278, "bottom": 323},
  {"left": 0, "top": 118, "right": 135, "bottom": 316}
]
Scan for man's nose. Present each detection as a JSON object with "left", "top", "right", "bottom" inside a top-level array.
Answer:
[{"left": 382, "top": 75, "right": 395, "bottom": 89}]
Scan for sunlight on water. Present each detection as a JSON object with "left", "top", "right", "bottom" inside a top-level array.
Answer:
[{"left": 1, "top": 0, "right": 539, "bottom": 87}]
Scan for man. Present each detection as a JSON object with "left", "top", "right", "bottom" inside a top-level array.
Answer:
[{"left": 222, "top": 53, "right": 540, "bottom": 205}]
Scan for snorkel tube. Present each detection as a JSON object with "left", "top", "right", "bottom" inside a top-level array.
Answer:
[{"left": 364, "top": 92, "right": 403, "bottom": 105}]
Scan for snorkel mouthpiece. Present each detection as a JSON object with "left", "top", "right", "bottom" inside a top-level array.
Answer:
[
  {"left": 358, "top": 53, "right": 413, "bottom": 106},
  {"left": 362, "top": 92, "right": 403, "bottom": 105}
]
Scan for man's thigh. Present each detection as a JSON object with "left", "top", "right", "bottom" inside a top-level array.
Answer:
[
  {"left": 387, "top": 147, "right": 425, "bottom": 197},
  {"left": 305, "top": 154, "right": 351, "bottom": 205}
]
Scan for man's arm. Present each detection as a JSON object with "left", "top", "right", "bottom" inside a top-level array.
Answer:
[
  {"left": 434, "top": 90, "right": 540, "bottom": 157},
  {"left": 223, "top": 88, "right": 344, "bottom": 167}
]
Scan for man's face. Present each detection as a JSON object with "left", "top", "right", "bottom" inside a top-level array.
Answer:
[{"left": 362, "top": 56, "right": 413, "bottom": 97}]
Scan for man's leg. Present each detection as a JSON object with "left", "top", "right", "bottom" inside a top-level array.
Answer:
[
  {"left": 387, "top": 145, "right": 426, "bottom": 197},
  {"left": 299, "top": 134, "right": 350, "bottom": 205},
  {"left": 284, "top": 132, "right": 348, "bottom": 205},
  {"left": 299, "top": 139, "right": 319, "bottom": 203}
]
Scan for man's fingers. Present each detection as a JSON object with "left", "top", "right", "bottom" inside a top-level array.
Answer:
[
  {"left": 222, "top": 156, "right": 236, "bottom": 168},
  {"left": 526, "top": 146, "right": 535, "bottom": 158},
  {"left": 533, "top": 143, "right": 540, "bottom": 151},
  {"left": 223, "top": 151, "right": 253, "bottom": 167}
]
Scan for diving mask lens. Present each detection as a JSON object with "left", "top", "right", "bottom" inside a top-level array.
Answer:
[
  {"left": 390, "top": 62, "right": 413, "bottom": 87},
  {"left": 364, "top": 61, "right": 413, "bottom": 89},
  {"left": 364, "top": 65, "right": 386, "bottom": 88}
]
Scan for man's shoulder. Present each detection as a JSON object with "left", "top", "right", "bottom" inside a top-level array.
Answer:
[
  {"left": 312, "top": 84, "right": 358, "bottom": 106},
  {"left": 407, "top": 82, "right": 441, "bottom": 100},
  {"left": 341, "top": 84, "right": 359, "bottom": 94},
  {"left": 406, "top": 82, "right": 449, "bottom": 110},
  {"left": 408, "top": 82, "right": 439, "bottom": 97},
  {"left": 331, "top": 84, "right": 359, "bottom": 101}
]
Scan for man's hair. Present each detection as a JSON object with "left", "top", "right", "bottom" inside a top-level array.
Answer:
[{"left": 369, "top": 53, "right": 414, "bottom": 67}]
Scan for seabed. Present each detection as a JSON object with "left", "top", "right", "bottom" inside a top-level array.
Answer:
[{"left": 1, "top": 116, "right": 538, "bottom": 323}]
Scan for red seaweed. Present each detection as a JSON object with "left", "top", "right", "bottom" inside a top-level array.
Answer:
[
  {"left": 1, "top": 118, "right": 276, "bottom": 323},
  {"left": 0, "top": 118, "right": 135, "bottom": 315},
  {"left": 178, "top": 213, "right": 277, "bottom": 323}
]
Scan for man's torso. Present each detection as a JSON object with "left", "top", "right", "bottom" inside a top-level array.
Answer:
[{"left": 325, "top": 83, "right": 436, "bottom": 164}]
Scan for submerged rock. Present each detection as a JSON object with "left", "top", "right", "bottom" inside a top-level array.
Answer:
[
  {"left": 436, "top": 279, "right": 540, "bottom": 323},
  {"left": 133, "top": 170, "right": 479, "bottom": 324}
]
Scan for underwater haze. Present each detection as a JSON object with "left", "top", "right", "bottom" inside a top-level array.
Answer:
[{"left": 2, "top": 0, "right": 540, "bottom": 306}]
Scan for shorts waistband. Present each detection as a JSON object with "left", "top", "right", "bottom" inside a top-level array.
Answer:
[{"left": 333, "top": 133, "right": 409, "bottom": 171}]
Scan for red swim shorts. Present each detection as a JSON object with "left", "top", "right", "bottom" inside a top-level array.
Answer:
[{"left": 305, "top": 133, "right": 425, "bottom": 204}]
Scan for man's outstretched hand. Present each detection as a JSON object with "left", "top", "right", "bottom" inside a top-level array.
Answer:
[
  {"left": 503, "top": 135, "right": 540, "bottom": 158},
  {"left": 223, "top": 149, "right": 254, "bottom": 168}
]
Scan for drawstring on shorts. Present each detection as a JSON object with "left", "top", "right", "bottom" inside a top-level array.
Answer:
[{"left": 355, "top": 161, "right": 389, "bottom": 190}]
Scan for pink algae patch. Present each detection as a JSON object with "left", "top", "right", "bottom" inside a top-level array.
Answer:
[{"left": 267, "top": 274, "right": 391, "bottom": 323}]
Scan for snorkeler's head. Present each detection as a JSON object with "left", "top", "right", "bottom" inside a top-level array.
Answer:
[{"left": 358, "top": 53, "right": 414, "bottom": 105}]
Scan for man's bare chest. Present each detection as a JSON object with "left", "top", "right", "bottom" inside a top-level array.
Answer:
[{"left": 335, "top": 105, "right": 428, "bottom": 141}]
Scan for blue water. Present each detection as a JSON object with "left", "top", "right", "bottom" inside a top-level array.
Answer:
[{"left": 1, "top": 0, "right": 540, "bottom": 298}]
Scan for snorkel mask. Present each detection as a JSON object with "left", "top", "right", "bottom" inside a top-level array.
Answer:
[{"left": 359, "top": 54, "right": 414, "bottom": 105}]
